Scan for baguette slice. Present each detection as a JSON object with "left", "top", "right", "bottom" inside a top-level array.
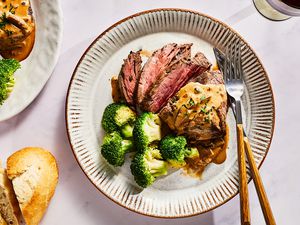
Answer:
[
  {"left": 0, "top": 162, "right": 20, "bottom": 225},
  {"left": 6, "top": 148, "right": 59, "bottom": 225}
]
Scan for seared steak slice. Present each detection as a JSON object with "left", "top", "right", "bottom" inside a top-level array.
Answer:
[
  {"left": 118, "top": 51, "right": 142, "bottom": 105},
  {"left": 190, "top": 70, "right": 224, "bottom": 85},
  {"left": 136, "top": 43, "right": 192, "bottom": 105},
  {"left": 159, "top": 70, "right": 227, "bottom": 143},
  {"left": 142, "top": 52, "right": 211, "bottom": 113}
]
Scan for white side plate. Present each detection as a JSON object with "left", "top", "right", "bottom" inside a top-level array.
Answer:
[{"left": 0, "top": 0, "right": 63, "bottom": 121}]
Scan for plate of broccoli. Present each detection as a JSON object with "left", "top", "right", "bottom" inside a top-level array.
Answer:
[
  {"left": 66, "top": 9, "right": 274, "bottom": 218},
  {"left": 100, "top": 103, "right": 202, "bottom": 188}
]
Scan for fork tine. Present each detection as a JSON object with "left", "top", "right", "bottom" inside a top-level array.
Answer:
[
  {"left": 237, "top": 41, "right": 243, "bottom": 80},
  {"left": 224, "top": 47, "right": 228, "bottom": 81},
  {"left": 232, "top": 38, "right": 239, "bottom": 80},
  {"left": 228, "top": 44, "right": 233, "bottom": 80},
  {"left": 236, "top": 39, "right": 240, "bottom": 80},
  {"left": 233, "top": 43, "right": 236, "bottom": 80}
]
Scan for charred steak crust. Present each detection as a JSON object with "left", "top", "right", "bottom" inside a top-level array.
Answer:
[
  {"left": 136, "top": 43, "right": 192, "bottom": 105},
  {"left": 118, "top": 51, "right": 142, "bottom": 105},
  {"left": 142, "top": 52, "right": 211, "bottom": 113},
  {"left": 190, "top": 70, "right": 224, "bottom": 85}
]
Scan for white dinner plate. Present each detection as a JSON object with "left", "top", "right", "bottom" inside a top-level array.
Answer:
[
  {"left": 66, "top": 9, "right": 275, "bottom": 218},
  {"left": 0, "top": 0, "right": 63, "bottom": 121}
]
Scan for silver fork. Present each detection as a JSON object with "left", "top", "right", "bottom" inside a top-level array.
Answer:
[
  {"left": 223, "top": 40, "right": 251, "bottom": 225},
  {"left": 214, "top": 47, "right": 276, "bottom": 225}
]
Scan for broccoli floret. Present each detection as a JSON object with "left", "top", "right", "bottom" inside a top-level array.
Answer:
[
  {"left": 185, "top": 147, "right": 200, "bottom": 159},
  {"left": 101, "top": 131, "right": 133, "bottom": 166},
  {"left": 159, "top": 135, "right": 199, "bottom": 168},
  {"left": 101, "top": 103, "right": 136, "bottom": 138},
  {"left": 159, "top": 135, "right": 187, "bottom": 167},
  {"left": 130, "top": 146, "right": 167, "bottom": 188},
  {"left": 133, "top": 112, "right": 162, "bottom": 152},
  {"left": 121, "top": 123, "right": 134, "bottom": 138},
  {"left": 0, "top": 59, "right": 20, "bottom": 105}
]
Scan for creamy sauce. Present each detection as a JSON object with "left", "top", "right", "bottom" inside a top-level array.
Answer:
[
  {"left": 0, "top": 0, "right": 30, "bottom": 15},
  {"left": 175, "top": 82, "right": 226, "bottom": 111},
  {"left": 140, "top": 49, "right": 152, "bottom": 58},
  {"left": 0, "top": 0, "right": 35, "bottom": 60},
  {"left": 0, "top": 26, "right": 35, "bottom": 60},
  {"left": 212, "top": 63, "right": 219, "bottom": 71},
  {"left": 212, "top": 124, "right": 229, "bottom": 164},
  {"left": 111, "top": 76, "right": 122, "bottom": 103},
  {"left": 165, "top": 82, "right": 227, "bottom": 131},
  {"left": 184, "top": 124, "right": 229, "bottom": 177},
  {"left": 0, "top": 0, "right": 32, "bottom": 32}
]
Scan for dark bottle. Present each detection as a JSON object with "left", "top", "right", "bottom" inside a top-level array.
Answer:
[{"left": 281, "top": 0, "right": 300, "bottom": 9}]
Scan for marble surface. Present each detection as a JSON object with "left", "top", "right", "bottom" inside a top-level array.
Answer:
[{"left": 0, "top": 0, "right": 299, "bottom": 224}]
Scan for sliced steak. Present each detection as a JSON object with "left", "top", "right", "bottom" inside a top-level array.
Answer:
[
  {"left": 142, "top": 52, "right": 211, "bottom": 113},
  {"left": 118, "top": 51, "right": 142, "bottom": 105},
  {"left": 159, "top": 70, "right": 227, "bottom": 144},
  {"left": 190, "top": 70, "right": 224, "bottom": 85},
  {"left": 136, "top": 43, "right": 192, "bottom": 105}
]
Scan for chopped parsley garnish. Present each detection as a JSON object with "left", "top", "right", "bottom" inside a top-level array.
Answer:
[
  {"left": 204, "top": 116, "right": 210, "bottom": 123},
  {"left": 201, "top": 107, "right": 207, "bottom": 114},
  {"left": 9, "top": 3, "right": 17, "bottom": 14},
  {"left": 4, "top": 29, "right": 13, "bottom": 36},
  {"left": 0, "top": 12, "right": 14, "bottom": 36},
  {"left": 171, "top": 95, "right": 179, "bottom": 103},
  {"left": 200, "top": 95, "right": 206, "bottom": 101},
  {"left": 0, "top": 13, "right": 8, "bottom": 29},
  {"left": 188, "top": 98, "right": 195, "bottom": 107}
]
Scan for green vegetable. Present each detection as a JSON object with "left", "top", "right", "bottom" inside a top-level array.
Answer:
[
  {"left": 130, "top": 146, "right": 167, "bottom": 188},
  {"left": 0, "top": 59, "right": 20, "bottom": 105},
  {"left": 132, "top": 112, "right": 162, "bottom": 152},
  {"left": 101, "top": 103, "right": 136, "bottom": 138},
  {"left": 0, "top": 13, "right": 8, "bottom": 29},
  {"left": 101, "top": 131, "right": 133, "bottom": 166},
  {"left": 159, "top": 135, "right": 199, "bottom": 168}
]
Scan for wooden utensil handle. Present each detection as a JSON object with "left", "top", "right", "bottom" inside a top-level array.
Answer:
[
  {"left": 244, "top": 137, "right": 276, "bottom": 225},
  {"left": 237, "top": 124, "right": 251, "bottom": 225}
]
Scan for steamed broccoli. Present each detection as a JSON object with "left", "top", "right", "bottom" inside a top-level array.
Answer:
[
  {"left": 101, "top": 131, "right": 133, "bottom": 166},
  {"left": 159, "top": 135, "right": 199, "bottom": 168},
  {"left": 130, "top": 146, "right": 167, "bottom": 188},
  {"left": 101, "top": 103, "right": 136, "bottom": 138},
  {"left": 0, "top": 59, "right": 20, "bottom": 105},
  {"left": 132, "top": 112, "right": 162, "bottom": 152}
]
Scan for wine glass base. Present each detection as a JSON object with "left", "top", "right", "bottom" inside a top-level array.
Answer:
[{"left": 253, "top": 0, "right": 291, "bottom": 21}]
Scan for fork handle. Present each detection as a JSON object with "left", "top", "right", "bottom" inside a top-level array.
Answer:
[
  {"left": 244, "top": 137, "right": 276, "bottom": 225},
  {"left": 237, "top": 124, "right": 251, "bottom": 225}
]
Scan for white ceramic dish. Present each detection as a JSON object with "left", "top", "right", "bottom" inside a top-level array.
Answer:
[
  {"left": 0, "top": 0, "right": 63, "bottom": 121},
  {"left": 66, "top": 9, "right": 275, "bottom": 217}
]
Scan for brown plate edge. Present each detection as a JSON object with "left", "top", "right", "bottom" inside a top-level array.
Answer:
[{"left": 65, "top": 8, "right": 276, "bottom": 219}]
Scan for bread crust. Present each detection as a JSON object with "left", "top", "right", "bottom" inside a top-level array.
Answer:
[
  {"left": 6, "top": 147, "right": 59, "bottom": 225},
  {"left": 0, "top": 166, "right": 20, "bottom": 225}
]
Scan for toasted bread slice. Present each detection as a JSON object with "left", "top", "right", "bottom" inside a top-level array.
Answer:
[
  {"left": 0, "top": 162, "right": 20, "bottom": 225},
  {"left": 6, "top": 147, "right": 59, "bottom": 225}
]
